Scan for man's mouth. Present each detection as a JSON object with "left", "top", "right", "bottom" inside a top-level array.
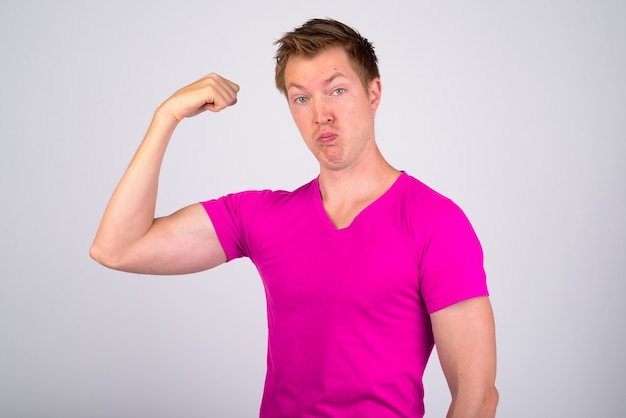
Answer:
[{"left": 317, "top": 132, "right": 338, "bottom": 143}]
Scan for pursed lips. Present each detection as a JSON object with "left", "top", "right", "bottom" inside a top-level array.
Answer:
[{"left": 317, "top": 132, "right": 338, "bottom": 143}]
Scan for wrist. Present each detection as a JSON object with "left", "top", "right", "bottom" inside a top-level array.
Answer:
[{"left": 154, "top": 101, "right": 182, "bottom": 125}]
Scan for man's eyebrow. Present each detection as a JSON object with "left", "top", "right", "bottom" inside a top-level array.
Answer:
[
  {"left": 286, "top": 81, "right": 305, "bottom": 91},
  {"left": 324, "top": 72, "right": 348, "bottom": 84},
  {"left": 286, "top": 72, "right": 348, "bottom": 92}
]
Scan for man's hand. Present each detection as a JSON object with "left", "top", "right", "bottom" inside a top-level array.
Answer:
[{"left": 159, "top": 73, "right": 240, "bottom": 122}]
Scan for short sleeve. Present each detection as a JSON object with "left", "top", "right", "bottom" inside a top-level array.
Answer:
[
  {"left": 419, "top": 199, "right": 489, "bottom": 313},
  {"left": 200, "top": 191, "right": 267, "bottom": 262}
]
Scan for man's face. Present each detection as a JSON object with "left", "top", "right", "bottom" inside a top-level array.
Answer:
[{"left": 284, "top": 47, "right": 381, "bottom": 172}]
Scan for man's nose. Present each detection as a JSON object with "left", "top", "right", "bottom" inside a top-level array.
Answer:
[{"left": 313, "top": 99, "right": 333, "bottom": 124}]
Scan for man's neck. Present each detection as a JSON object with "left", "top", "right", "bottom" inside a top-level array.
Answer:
[{"left": 317, "top": 149, "right": 401, "bottom": 228}]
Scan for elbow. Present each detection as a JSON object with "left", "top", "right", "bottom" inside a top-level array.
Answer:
[
  {"left": 474, "top": 385, "right": 499, "bottom": 418},
  {"left": 449, "top": 384, "right": 499, "bottom": 418},
  {"left": 89, "top": 241, "right": 109, "bottom": 267},
  {"left": 89, "top": 242, "right": 105, "bottom": 265},
  {"left": 483, "top": 385, "right": 499, "bottom": 417},
  {"left": 89, "top": 240, "right": 124, "bottom": 270}
]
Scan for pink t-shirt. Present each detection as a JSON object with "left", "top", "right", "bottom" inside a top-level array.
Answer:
[{"left": 201, "top": 172, "right": 488, "bottom": 417}]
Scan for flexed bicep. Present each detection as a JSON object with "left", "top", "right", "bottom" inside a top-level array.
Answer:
[
  {"left": 90, "top": 74, "right": 237, "bottom": 273},
  {"left": 105, "top": 203, "right": 227, "bottom": 275}
]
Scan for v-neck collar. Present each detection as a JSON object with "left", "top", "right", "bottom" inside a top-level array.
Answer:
[{"left": 312, "top": 171, "right": 407, "bottom": 232}]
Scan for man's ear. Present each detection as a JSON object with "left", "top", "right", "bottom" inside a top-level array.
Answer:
[{"left": 369, "top": 78, "right": 382, "bottom": 111}]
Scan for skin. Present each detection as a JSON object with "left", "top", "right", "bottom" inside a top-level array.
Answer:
[
  {"left": 284, "top": 47, "right": 400, "bottom": 229},
  {"left": 432, "top": 297, "right": 499, "bottom": 417},
  {"left": 90, "top": 46, "right": 498, "bottom": 416},
  {"left": 89, "top": 73, "right": 236, "bottom": 274}
]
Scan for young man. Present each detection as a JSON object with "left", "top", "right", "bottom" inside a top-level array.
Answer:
[{"left": 91, "top": 18, "right": 498, "bottom": 417}]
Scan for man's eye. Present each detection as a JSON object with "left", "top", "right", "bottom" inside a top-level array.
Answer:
[
  {"left": 295, "top": 97, "right": 307, "bottom": 104},
  {"left": 333, "top": 88, "right": 345, "bottom": 95}
]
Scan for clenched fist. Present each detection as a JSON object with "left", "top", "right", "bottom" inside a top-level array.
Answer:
[{"left": 159, "top": 73, "right": 240, "bottom": 122}]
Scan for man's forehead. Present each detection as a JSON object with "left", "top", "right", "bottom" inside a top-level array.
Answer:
[{"left": 284, "top": 48, "right": 355, "bottom": 87}]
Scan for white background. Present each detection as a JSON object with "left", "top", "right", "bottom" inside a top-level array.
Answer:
[{"left": 1, "top": 1, "right": 624, "bottom": 416}]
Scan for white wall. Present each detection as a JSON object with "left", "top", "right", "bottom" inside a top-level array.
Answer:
[{"left": 1, "top": 1, "right": 624, "bottom": 416}]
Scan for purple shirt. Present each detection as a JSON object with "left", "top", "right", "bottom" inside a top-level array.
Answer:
[{"left": 201, "top": 172, "right": 488, "bottom": 417}]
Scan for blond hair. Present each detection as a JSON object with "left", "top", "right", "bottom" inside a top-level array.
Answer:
[{"left": 274, "top": 18, "right": 380, "bottom": 96}]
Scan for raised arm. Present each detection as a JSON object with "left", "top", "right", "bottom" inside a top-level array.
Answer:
[
  {"left": 90, "top": 73, "right": 239, "bottom": 275},
  {"left": 431, "top": 296, "right": 499, "bottom": 418}
]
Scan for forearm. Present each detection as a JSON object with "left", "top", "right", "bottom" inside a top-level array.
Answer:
[{"left": 90, "top": 107, "right": 178, "bottom": 266}]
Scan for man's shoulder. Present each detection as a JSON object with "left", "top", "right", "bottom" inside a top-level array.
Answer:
[
  {"left": 392, "top": 172, "right": 475, "bottom": 234},
  {"left": 214, "top": 178, "right": 316, "bottom": 203},
  {"left": 260, "top": 177, "right": 317, "bottom": 204},
  {"left": 396, "top": 172, "right": 452, "bottom": 206},
  {"left": 218, "top": 178, "right": 318, "bottom": 216}
]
